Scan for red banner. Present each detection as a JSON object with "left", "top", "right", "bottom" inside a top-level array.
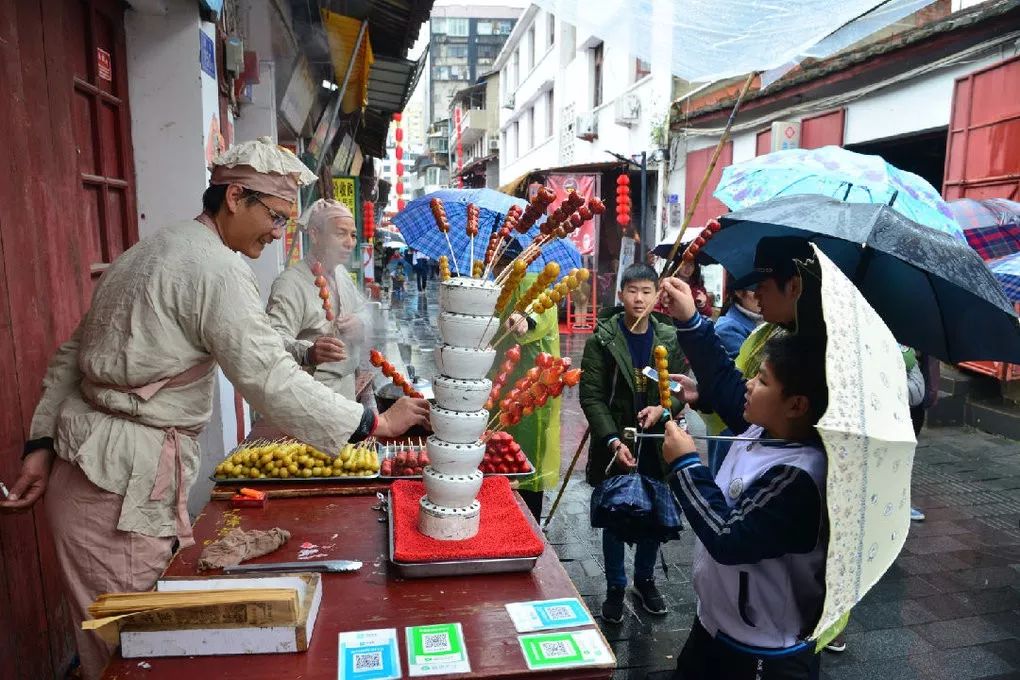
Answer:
[{"left": 545, "top": 174, "right": 597, "bottom": 255}]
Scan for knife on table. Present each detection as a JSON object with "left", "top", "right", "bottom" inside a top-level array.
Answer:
[{"left": 222, "top": 559, "right": 363, "bottom": 574}]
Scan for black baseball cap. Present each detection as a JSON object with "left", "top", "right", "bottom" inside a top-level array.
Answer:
[{"left": 732, "top": 236, "right": 814, "bottom": 288}]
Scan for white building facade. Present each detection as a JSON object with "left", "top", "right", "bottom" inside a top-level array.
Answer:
[{"left": 494, "top": 4, "right": 674, "bottom": 186}]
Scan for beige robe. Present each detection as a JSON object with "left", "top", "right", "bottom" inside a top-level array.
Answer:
[
  {"left": 265, "top": 259, "right": 367, "bottom": 400},
  {"left": 30, "top": 219, "right": 366, "bottom": 540}
]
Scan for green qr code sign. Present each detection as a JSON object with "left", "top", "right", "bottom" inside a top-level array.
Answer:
[
  {"left": 410, "top": 624, "right": 463, "bottom": 658},
  {"left": 523, "top": 633, "right": 583, "bottom": 665}
]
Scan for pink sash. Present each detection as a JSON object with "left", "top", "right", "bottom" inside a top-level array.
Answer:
[{"left": 83, "top": 358, "right": 215, "bottom": 548}]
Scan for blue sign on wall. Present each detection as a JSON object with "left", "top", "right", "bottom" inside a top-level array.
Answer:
[{"left": 200, "top": 30, "right": 216, "bottom": 79}]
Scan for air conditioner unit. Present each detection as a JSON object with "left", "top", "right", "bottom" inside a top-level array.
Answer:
[
  {"left": 488, "top": 138, "right": 499, "bottom": 152},
  {"left": 502, "top": 93, "right": 515, "bottom": 109},
  {"left": 575, "top": 112, "right": 597, "bottom": 141},
  {"left": 614, "top": 94, "right": 641, "bottom": 126}
]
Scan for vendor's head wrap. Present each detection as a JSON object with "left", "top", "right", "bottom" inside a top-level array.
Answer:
[
  {"left": 304, "top": 198, "right": 355, "bottom": 233},
  {"left": 209, "top": 136, "right": 317, "bottom": 202}
]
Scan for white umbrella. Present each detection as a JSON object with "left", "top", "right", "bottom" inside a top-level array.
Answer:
[{"left": 810, "top": 243, "right": 916, "bottom": 642}]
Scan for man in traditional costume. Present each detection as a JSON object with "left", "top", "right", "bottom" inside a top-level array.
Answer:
[
  {"left": 0, "top": 138, "right": 428, "bottom": 679},
  {"left": 266, "top": 198, "right": 368, "bottom": 400}
]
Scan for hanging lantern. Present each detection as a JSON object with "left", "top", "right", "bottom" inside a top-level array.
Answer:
[
  {"left": 393, "top": 112, "right": 402, "bottom": 122},
  {"left": 616, "top": 173, "right": 632, "bottom": 227},
  {"left": 395, "top": 146, "right": 404, "bottom": 161},
  {"left": 395, "top": 128, "right": 404, "bottom": 143},
  {"left": 362, "top": 201, "right": 375, "bottom": 240},
  {"left": 396, "top": 180, "right": 404, "bottom": 196},
  {"left": 396, "top": 163, "right": 404, "bottom": 178},
  {"left": 397, "top": 198, "right": 406, "bottom": 211}
]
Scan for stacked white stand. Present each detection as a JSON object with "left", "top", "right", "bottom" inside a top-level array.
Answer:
[{"left": 419, "top": 278, "right": 500, "bottom": 540}]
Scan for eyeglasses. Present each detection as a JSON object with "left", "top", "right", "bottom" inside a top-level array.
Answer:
[{"left": 252, "top": 196, "right": 289, "bottom": 230}]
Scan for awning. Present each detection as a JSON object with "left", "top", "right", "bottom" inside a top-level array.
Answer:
[
  {"left": 321, "top": 10, "right": 374, "bottom": 114},
  {"left": 368, "top": 52, "right": 427, "bottom": 113}
]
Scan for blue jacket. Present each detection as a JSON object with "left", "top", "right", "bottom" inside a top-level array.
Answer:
[
  {"left": 666, "top": 314, "right": 827, "bottom": 649},
  {"left": 714, "top": 305, "right": 761, "bottom": 359}
]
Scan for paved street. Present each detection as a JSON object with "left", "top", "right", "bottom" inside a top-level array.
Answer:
[{"left": 388, "top": 281, "right": 1020, "bottom": 680}]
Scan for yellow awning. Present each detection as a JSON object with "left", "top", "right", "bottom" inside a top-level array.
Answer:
[{"left": 320, "top": 10, "right": 374, "bottom": 114}]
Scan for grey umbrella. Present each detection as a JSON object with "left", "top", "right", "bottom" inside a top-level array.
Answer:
[{"left": 701, "top": 194, "right": 1020, "bottom": 364}]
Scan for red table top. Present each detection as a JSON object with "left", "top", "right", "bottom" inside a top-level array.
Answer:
[{"left": 102, "top": 490, "right": 614, "bottom": 679}]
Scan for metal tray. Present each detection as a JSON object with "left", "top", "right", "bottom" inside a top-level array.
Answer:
[
  {"left": 210, "top": 472, "right": 379, "bottom": 484},
  {"left": 386, "top": 492, "right": 539, "bottom": 578},
  {"left": 377, "top": 445, "right": 534, "bottom": 480}
]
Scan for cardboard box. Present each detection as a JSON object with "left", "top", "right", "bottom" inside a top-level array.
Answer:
[{"left": 119, "top": 573, "right": 322, "bottom": 658}]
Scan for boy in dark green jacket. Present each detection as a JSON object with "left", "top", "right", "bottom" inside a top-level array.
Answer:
[{"left": 579, "top": 264, "right": 689, "bottom": 623}]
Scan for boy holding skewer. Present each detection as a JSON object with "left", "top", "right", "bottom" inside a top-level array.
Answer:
[
  {"left": 578, "top": 263, "right": 689, "bottom": 623},
  {"left": 657, "top": 272, "right": 829, "bottom": 680}
]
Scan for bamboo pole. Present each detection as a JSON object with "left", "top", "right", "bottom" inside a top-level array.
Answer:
[
  {"left": 542, "top": 427, "right": 590, "bottom": 530},
  {"left": 630, "top": 71, "right": 758, "bottom": 332}
]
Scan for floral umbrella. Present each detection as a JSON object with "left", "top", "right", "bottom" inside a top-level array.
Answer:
[
  {"left": 809, "top": 244, "right": 916, "bottom": 643},
  {"left": 714, "top": 146, "right": 965, "bottom": 241}
]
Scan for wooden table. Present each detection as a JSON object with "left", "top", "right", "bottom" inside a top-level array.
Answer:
[{"left": 102, "top": 489, "right": 614, "bottom": 679}]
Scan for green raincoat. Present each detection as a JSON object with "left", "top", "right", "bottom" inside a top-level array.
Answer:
[{"left": 492, "top": 273, "right": 561, "bottom": 492}]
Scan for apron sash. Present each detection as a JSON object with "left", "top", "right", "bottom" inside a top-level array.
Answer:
[{"left": 82, "top": 358, "right": 215, "bottom": 548}]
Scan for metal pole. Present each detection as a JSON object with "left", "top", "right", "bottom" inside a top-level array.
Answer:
[{"left": 639, "top": 151, "right": 647, "bottom": 258}]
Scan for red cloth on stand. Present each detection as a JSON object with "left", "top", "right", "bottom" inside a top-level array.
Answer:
[{"left": 391, "top": 476, "right": 545, "bottom": 563}]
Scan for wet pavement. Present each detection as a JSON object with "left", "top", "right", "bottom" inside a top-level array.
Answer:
[{"left": 387, "top": 279, "right": 1020, "bottom": 680}]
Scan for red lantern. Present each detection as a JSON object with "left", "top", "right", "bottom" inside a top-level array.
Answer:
[
  {"left": 395, "top": 128, "right": 404, "bottom": 142},
  {"left": 395, "top": 146, "right": 404, "bottom": 160},
  {"left": 395, "top": 180, "right": 404, "bottom": 195},
  {"left": 617, "top": 174, "right": 630, "bottom": 186},
  {"left": 396, "top": 163, "right": 404, "bottom": 178},
  {"left": 397, "top": 198, "right": 406, "bottom": 211},
  {"left": 393, "top": 112, "right": 402, "bottom": 122}
]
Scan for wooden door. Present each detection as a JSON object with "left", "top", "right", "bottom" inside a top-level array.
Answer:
[{"left": 0, "top": 1, "right": 135, "bottom": 676}]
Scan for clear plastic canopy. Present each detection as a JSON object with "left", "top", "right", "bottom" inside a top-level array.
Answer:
[{"left": 531, "top": 0, "right": 937, "bottom": 87}]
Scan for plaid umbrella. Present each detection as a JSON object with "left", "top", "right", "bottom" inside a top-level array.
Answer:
[
  {"left": 393, "top": 188, "right": 580, "bottom": 278},
  {"left": 714, "top": 146, "right": 965, "bottom": 241},
  {"left": 947, "top": 198, "right": 1020, "bottom": 261},
  {"left": 989, "top": 251, "right": 1020, "bottom": 304}
]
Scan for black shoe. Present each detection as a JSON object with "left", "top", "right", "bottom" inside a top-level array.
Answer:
[
  {"left": 633, "top": 579, "right": 668, "bottom": 615},
  {"left": 602, "top": 586, "right": 626, "bottom": 623}
]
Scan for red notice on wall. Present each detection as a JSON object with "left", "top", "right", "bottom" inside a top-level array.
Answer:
[{"left": 97, "top": 48, "right": 112, "bottom": 81}]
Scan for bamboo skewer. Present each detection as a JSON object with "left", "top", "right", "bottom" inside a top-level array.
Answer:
[{"left": 630, "top": 70, "right": 758, "bottom": 332}]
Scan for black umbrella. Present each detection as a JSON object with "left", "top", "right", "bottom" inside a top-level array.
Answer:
[{"left": 701, "top": 195, "right": 1020, "bottom": 364}]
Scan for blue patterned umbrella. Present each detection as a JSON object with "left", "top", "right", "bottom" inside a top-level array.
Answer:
[
  {"left": 714, "top": 146, "right": 965, "bottom": 242},
  {"left": 392, "top": 188, "right": 580, "bottom": 278}
]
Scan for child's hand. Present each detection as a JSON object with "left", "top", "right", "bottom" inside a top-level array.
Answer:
[
  {"left": 637, "top": 405, "right": 665, "bottom": 429},
  {"left": 659, "top": 278, "right": 698, "bottom": 322},
  {"left": 662, "top": 420, "right": 697, "bottom": 464},
  {"left": 505, "top": 313, "right": 529, "bottom": 336},
  {"left": 672, "top": 374, "right": 699, "bottom": 405},
  {"left": 612, "top": 442, "right": 637, "bottom": 471}
]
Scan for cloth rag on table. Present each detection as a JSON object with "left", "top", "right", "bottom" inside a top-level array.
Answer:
[{"left": 198, "top": 527, "right": 292, "bottom": 570}]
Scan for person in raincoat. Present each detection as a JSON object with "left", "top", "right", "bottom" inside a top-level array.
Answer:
[
  {"left": 0, "top": 138, "right": 428, "bottom": 680},
  {"left": 497, "top": 258, "right": 562, "bottom": 522},
  {"left": 266, "top": 199, "right": 369, "bottom": 401}
]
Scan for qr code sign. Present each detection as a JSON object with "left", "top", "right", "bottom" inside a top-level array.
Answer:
[
  {"left": 539, "top": 640, "right": 572, "bottom": 659},
  {"left": 353, "top": 650, "right": 383, "bottom": 671},
  {"left": 422, "top": 632, "right": 451, "bottom": 653},
  {"left": 543, "top": 605, "right": 574, "bottom": 621}
]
